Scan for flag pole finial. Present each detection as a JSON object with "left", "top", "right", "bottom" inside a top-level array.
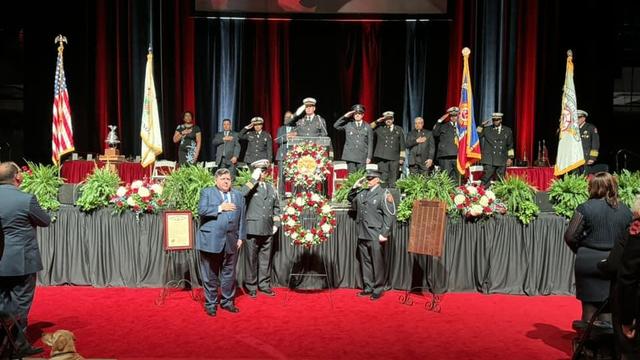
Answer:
[
  {"left": 567, "top": 49, "right": 573, "bottom": 57},
  {"left": 54, "top": 35, "right": 67, "bottom": 53},
  {"left": 462, "top": 47, "right": 471, "bottom": 57}
]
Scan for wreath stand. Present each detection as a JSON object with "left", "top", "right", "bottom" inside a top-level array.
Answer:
[
  {"left": 155, "top": 249, "right": 201, "bottom": 305},
  {"left": 283, "top": 243, "right": 334, "bottom": 309}
]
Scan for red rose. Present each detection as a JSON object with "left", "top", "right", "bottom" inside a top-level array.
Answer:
[{"left": 630, "top": 220, "right": 640, "bottom": 236}]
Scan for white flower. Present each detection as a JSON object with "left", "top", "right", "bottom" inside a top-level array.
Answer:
[
  {"left": 321, "top": 204, "right": 332, "bottom": 214},
  {"left": 454, "top": 194, "right": 466, "bottom": 205},
  {"left": 126, "top": 197, "right": 136, "bottom": 206},
  {"left": 286, "top": 207, "right": 296, "bottom": 215},
  {"left": 486, "top": 190, "right": 496, "bottom": 201},
  {"left": 470, "top": 204, "right": 483, "bottom": 216},
  {"left": 290, "top": 232, "right": 298, "bottom": 239},
  {"left": 311, "top": 193, "right": 321, "bottom": 202},
  {"left": 479, "top": 196, "right": 489, "bottom": 207},
  {"left": 287, "top": 219, "right": 296, "bottom": 227},
  {"left": 116, "top": 186, "right": 128, "bottom": 197},
  {"left": 467, "top": 186, "right": 477, "bottom": 195},
  {"left": 131, "top": 180, "right": 144, "bottom": 190},
  {"left": 137, "top": 186, "right": 151, "bottom": 198},
  {"left": 305, "top": 233, "right": 314, "bottom": 242},
  {"left": 151, "top": 183, "right": 163, "bottom": 195},
  {"left": 321, "top": 223, "right": 332, "bottom": 233},
  {"left": 295, "top": 197, "right": 305, "bottom": 206}
]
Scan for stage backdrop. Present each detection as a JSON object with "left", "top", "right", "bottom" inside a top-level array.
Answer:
[{"left": 37, "top": 206, "right": 574, "bottom": 296}]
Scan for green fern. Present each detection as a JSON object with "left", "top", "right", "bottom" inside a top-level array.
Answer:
[
  {"left": 19, "top": 161, "right": 64, "bottom": 213},
  {"left": 75, "top": 167, "right": 121, "bottom": 212},
  {"left": 395, "top": 171, "right": 456, "bottom": 222},
  {"left": 617, "top": 169, "right": 640, "bottom": 208},
  {"left": 548, "top": 174, "right": 589, "bottom": 218},
  {"left": 491, "top": 176, "right": 540, "bottom": 225},
  {"left": 233, "top": 168, "right": 274, "bottom": 188},
  {"left": 161, "top": 165, "right": 215, "bottom": 218},
  {"left": 332, "top": 170, "right": 366, "bottom": 203}
]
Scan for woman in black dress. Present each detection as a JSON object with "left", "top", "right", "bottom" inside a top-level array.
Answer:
[
  {"left": 172, "top": 111, "right": 201, "bottom": 165},
  {"left": 565, "top": 172, "right": 633, "bottom": 324}
]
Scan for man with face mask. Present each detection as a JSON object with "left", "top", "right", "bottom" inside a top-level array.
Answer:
[
  {"left": 371, "top": 111, "right": 405, "bottom": 188},
  {"left": 477, "top": 112, "right": 514, "bottom": 186},
  {"left": 333, "top": 104, "right": 373, "bottom": 173}
]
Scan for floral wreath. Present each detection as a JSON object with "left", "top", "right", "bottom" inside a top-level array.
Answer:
[
  {"left": 281, "top": 191, "right": 336, "bottom": 247},
  {"left": 110, "top": 179, "right": 165, "bottom": 218},
  {"left": 452, "top": 184, "right": 506, "bottom": 219},
  {"left": 284, "top": 141, "right": 331, "bottom": 188}
]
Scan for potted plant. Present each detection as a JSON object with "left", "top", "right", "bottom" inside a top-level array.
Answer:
[
  {"left": 548, "top": 174, "right": 588, "bottom": 218},
  {"left": 491, "top": 176, "right": 540, "bottom": 225},
  {"left": 19, "top": 161, "right": 64, "bottom": 220},
  {"left": 75, "top": 167, "right": 121, "bottom": 212},
  {"left": 161, "top": 165, "right": 215, "bottom": 218}
]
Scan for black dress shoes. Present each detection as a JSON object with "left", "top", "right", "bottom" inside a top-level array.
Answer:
[
  {"left": 221, "top": 304, "right": 240, "bottom": 313},
  {"left": 370, "top": 292, "right": 383, "bottom": 301},
  {"left": 357, "top": 290, "right": 373, "bottom": 297},
  {"left": 246, "top": 290, "right": 257, "bottom": 298},
  {"left": 205, "top": 307, "right": 217, "bottom": 317},
  {"left": 11, "top": 345, "right": 44, "bottom": 359},
  {"left": 259, "top": 288, "right": 276, "bottom": 297}
]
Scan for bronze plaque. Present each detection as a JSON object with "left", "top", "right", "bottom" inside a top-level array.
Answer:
[{"left": 408, "top": 200, "right": 447, "bottom": 256}]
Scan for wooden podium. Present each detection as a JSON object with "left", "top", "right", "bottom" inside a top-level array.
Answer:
[{"left": 98, "top": 148, "right": 125, "bottom": 173}]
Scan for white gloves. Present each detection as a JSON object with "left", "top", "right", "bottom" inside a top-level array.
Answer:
[
  {"left": 379, "top": 234, "right": 388, "bottom": 242},
  {"left": 295, "top": 104, "right": 306, "bottom": 116},
  {"left": 251, "top": 168, "right": 262, "bottom": 181},
  {"left": 272, "top": 225, "right": 278, "bottom": 235}
]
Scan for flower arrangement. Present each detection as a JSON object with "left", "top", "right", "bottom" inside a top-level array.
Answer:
[
  {"left": 284, "top": 141, "right": 331, "bottom": 188},
  {"left": 281, "top": 191, "right": 336, "bottom": 247},
  {"left": 452, "top": 184, "right": 506, "bottom": 219},
  {"left": 110, "top": 179, "right": 165, "bottom": 217}
]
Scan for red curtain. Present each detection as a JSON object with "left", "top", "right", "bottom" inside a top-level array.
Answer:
[
  {"left": 172, "top": 0, "right": 196, "bottom": 124},
  {"left": 445, "top": 0, "right": 465, "bottom": 110},
  {"left": 515, "top": 0, "right": 538, "bottom": 162}
]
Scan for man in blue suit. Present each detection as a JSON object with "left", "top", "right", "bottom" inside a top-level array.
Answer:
[
  {"left": 197, "top": 168, "right": 247, "bottom": 316},
  {"left": 0, "top": 162, "right": 50, "bottom": 356}
]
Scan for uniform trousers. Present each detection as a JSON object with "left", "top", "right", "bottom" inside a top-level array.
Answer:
[
  {"left": 244, "top": 234, "right": 274, "bottom": 292},
  {"left": 358, "top": 238, "right": 386, "bottom": 295}
]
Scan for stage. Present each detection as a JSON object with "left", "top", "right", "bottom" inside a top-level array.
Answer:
[{"left": 36, "top": 206, "right": 574, "bottom": 296}]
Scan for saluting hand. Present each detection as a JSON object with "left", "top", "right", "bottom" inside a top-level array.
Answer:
[
  {"left": 437, "top": 113, "right": 449, "bottom": 123},
  {"left": 344, "top": 110, "right": 355, "bottom": 118},
  {"left": 244, "top": 123, "right": 254, "bottom": 130}
]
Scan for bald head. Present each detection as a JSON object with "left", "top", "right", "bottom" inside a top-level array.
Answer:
[{"left": 0, "top": 162, "right": 20, "bottom": 185}]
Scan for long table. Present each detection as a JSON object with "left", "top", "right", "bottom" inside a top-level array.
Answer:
[
  {"left": 37, "top": 206, "right": 574, "bottom": 295},
  {"left": 60, "top": 160, "right": 151, "bottom": 184}
]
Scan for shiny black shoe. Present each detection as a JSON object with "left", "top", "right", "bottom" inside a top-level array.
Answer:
[
  {"left": 259, "top": 288, "right": 276, "bottom": 297},
  {"left": 357, "top": 290, "right": 373, "bottom": 297},
  {"left": 205, "top": 307, "right": 217, "bottom": 317},
  {"left": 245, "top": 289, "right": 257, "bottom": 298},
  {"left": 370, "top": 292, "right": 383, "bottom": 301},
  {"left": 11, "top": 345, "right": 44, "bottom": 359},
  {"left": 221, "top": 304, "right": 240, "bottom": 313}
]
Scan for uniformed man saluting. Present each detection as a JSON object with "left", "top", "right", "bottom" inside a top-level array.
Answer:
[
  {"left": 239, "top": 117, "right": 273, "bottom": 165},
  {"left": 290, "top": 97, "right": 329, "bottom": 137},
  {"left": 477, "top": 112, "right": 514, "bottom": 186},
  {"left": 372, "top": 111, "right": 406, "bottom": 188},
  {"left": 347, "top": 168, "right": 395, "bottom": 301},
  {"left": 577, "top": 110, "right": 599, "bottom": 174},
  {"left": 433, "top": 107, "right": 460, "bottom": 182},
  {"left": 333, "top": 104, "right": 373, "bottom": 173}
]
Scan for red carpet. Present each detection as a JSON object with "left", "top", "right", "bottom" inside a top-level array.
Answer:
[{"left": 26, "top": 287, "right": 579, "bottom": 359}]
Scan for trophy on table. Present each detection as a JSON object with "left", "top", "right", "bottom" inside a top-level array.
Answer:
[{"left": 99, "top": 125, "right": 126, "bottom": 172}]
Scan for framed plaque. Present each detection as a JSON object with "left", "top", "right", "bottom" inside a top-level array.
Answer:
[
  {"left": 408, "top": 200, "right": 447, "bottom": 257},
  {"left": 163, "top": 211, "right": 193, "bottom": 251}
]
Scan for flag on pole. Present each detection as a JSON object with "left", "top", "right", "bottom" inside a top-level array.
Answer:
[
  {"left": 140, "top": 51, "right": 162, "bottom": 168},
  {"left": 456, "top": 47, "right": 482, "bottom": 174},
  {"left": 51, "top": 35, "right": 75, "bottom": 165},
  {"left": 554, "top": 50, "right": 584, "bottom": 176}
]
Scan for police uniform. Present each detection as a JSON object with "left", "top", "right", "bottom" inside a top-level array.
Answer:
[
  {"left": 290, "top": 98, "right": 328, "bottom": 137},
  {"left": 275, "top": 123, "right": 293, "bottom": 195},
  {"left": 239, "top": 117, "right": 273, "bottom": 165},
  {"left": 478, "top": 113, "right": 514, "bottom": 185},
  {"left": 347, "top": 170, "right": 395, "bottom": 299},
  {"left": 578, "top": 111, "right": 599, "bottom": 174},
  {"left": 333, "top": 104, "right": 373, "bottom": 173},
  {"left": 241, "top": 176, "right": 281, "bottom": 296},
  {"left": 212, "top": 129, "right": 241, "bottom": 178},
  {"left": 433, "top": 107, "right": 460, "bottom": 181},
  {"left": 406, "top": 128, "right": 435, "bottom": 176},
  {"left": 372, "top": 111, "right": 405, "bottom": 188}
]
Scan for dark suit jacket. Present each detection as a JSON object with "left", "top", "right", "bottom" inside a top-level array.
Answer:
[
  {"left": 197, "top": 187, "right": 246, "bottom": 254},
  {"left": 333, "top": 117, "right": 373, "bottom": 164},
  {"left": 433, "top": 121, "right": 459, "bottom": 158},
  {"left": 406, "top": 129, "right": 435, "bottom": 166},
  {"left": 239, "top": 129, "right": 273, "bottom": 164},
  {"left": 580, "top": 122, "right": 600, "bottom": 162},
  {"left": 0, "top": 184, "right": 51, "bottom": 276},
  {"left": 241, "top": 182, "right": 281, "bottom": 236},
  {"left": 212, "top": 131, "right": 241, "bottom": 165},
  {"left": 347, "top": 185, "right": 394, "bottom": 241},
  {"left": 618, "top": 228, "right": 640, "bottom": 326},
  {"left": 275, "top": 125, "right": 293, "bottom": 162}
]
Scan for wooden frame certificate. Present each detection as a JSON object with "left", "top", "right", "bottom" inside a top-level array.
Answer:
[{"left": 163, "top": 211, "right": 193, "bottom": 250}]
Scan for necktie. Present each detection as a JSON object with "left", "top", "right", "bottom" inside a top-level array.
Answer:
[
  {"left": 225, "top": 192, "right": 231, "bottom": 203},
  {"left": 225, "top": 131, "right": 229, "bottom": 137}
]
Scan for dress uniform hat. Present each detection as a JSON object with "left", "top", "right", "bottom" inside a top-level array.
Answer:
[
  {"left": 382, "top": 111, "right": 394, "bottom": 118},
  {"left": 251, "top": 116, "right": 264, "bottom": 124},
  {"left": 351, "top": 104, "right": 365, "bottom": 113},
  {"left": 577, "top": 110, "right": 588, "bottom": 118},
  {"left": 447, "top": 107, "right": 460, "bottom": 114},
  {"left": 492, "top": 112, "right": 504, "bottom": 118},
  {"left": 303, "top": 97, "right": 317, "bottom": 106}
]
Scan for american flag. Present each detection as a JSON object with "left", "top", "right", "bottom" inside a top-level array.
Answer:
[{"left": 52, "top": 38, "right": 74, "bottom": 165}]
